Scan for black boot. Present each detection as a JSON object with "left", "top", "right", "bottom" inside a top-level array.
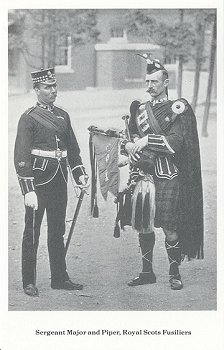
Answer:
[
  {"left": 165, "top": 239, "right": 183, "bottom": 290},
  {"left": 24, "top": 284, "right": 39, "bottom": 297},
  {"left": 128, "top": 232, "right": 156, "bottom": 286}
]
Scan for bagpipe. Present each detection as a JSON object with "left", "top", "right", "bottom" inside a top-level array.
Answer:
[{"left": 88, "top": 98, "right": 184, "bottom": 238}]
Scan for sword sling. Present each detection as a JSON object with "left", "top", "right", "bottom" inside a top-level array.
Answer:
[{"left": 65, "top": 189, "right": 85, "bottom": 256}]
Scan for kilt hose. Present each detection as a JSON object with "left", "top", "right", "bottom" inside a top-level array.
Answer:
[{"left": 130, "top": 175, "right": 180, "bottom": 279}]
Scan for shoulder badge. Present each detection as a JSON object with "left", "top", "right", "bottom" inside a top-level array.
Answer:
[{"left": 171, "top": 100, "right": 186, "bottom": 114}]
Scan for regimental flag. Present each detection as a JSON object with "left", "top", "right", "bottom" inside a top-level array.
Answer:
[
  {"left": 89, "top": 130, "right": 120, "bottom": 217},
  {"left": 92, "top": 133, "right": 119, "bottom": 199}
]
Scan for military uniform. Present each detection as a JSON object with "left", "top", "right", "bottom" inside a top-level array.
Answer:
[
  {"left": 118, "top": 55, "right": 203, "bottom": 289},
  {"left": 121, "top": 96, "right": 203, "bottom": 241},
  {"left": 14, "top": 68, "right": 86, "bottom": 293}
]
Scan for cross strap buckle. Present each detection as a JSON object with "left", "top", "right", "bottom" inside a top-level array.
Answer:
[{"left": 55, "top": 149, "right": 63, "bottom": 160}]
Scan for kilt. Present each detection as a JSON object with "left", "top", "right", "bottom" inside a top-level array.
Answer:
[{"left": 154, "top": 176, "right": 180, "bottom": 231}]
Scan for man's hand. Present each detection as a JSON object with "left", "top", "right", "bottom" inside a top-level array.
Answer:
[
  {"left": 78, "top": 174, "right": 89, "bottom": 188},
  {"left": 125, "top": 142, "right": 140, "bottom": 162},
  {"left": 131, "top": 136, "right": 148, "bottom": 154},
  {"left": 24, "top": 191, "right": 38, "bottom": 210}
]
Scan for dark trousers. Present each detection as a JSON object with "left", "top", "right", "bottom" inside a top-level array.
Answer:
[{"left": 22, "top": 171, "right": 69, "bottom": 288}]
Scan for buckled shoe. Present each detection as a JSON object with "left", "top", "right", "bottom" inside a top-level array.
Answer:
[
  {"left": 169, "top": 275, "right": 183, "bottom": 290},
  {"left": 128, "top": 272, "right": 156, "bottom": 286}
]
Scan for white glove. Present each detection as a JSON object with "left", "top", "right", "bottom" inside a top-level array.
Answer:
[
  {"left": 125, "top": 142, "right": 141, "bottom": 162},
  {"left": 78, "top": 174, "right": 89, "bottom": 188},
  {"left": 24, "top": 191, "right": 38, "bottom": 210},
  {"left": 131, "top": 136, "right": 148, "bottom": 154}
]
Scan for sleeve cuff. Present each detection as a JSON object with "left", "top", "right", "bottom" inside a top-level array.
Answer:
[
  {"left": 147, "top": 134, "right": 175, "bottom": 154},
  {"left": 18, "top": 176, "right": 35, "bottom": 195},
  {"left": 71, "top": 165, "right": 87, "bottom": 184}
]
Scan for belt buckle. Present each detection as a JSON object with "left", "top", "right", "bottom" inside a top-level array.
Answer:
[{"left": 55, "top": 149, "right": 62, "bottom": 160}]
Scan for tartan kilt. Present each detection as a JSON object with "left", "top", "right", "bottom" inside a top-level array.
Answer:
[{"left": 154, "top": 175, "right": 180, "bottom": 230}]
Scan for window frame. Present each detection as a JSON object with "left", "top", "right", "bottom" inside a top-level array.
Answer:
[{"left": 55, "top": 35, "right": 74, "bottom": 73}]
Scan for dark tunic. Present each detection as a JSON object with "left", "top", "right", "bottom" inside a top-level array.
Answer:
[
  {"left": 14, "top": 104, "right": 86, "bottom": 191},
  {"left": 14, "top": 103, "right": 86, "bottom": 287},
  {"left": 121, "top": 98, "right": 204, "bottom": 259}
]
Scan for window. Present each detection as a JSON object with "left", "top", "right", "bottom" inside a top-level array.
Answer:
[
  {"left": 109, "top": 18, "right": 127, "bottom": 40},
  {"left": 110, "top": 26, "right": 124, "bottom": 38},
  {"left": 55, "top": 35, "right": 73, "bottom": 73}
]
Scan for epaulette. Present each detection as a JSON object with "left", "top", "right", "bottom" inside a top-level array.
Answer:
[{"left": 24, "top": 106, "right": 36, "bottom": 116}]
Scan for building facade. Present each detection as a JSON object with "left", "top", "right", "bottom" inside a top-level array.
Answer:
[{"left": 9, "top": 9, "right": 212, "bottom": 93}]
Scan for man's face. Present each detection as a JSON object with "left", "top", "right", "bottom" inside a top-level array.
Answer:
[
  {"left": 35, "top": 83, "right": 57, "bottom": 105},
  {"left": 146, "top": 70, "right": 168, "bottom": 99}
]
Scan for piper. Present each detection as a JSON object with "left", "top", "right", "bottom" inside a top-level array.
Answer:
[{"left": 118, "top": 53, "right": 204, "bottom": 290}]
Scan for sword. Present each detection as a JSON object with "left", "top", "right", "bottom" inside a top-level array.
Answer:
[{"left": 65, "top": 188, "right": 86, "bottom": 256}]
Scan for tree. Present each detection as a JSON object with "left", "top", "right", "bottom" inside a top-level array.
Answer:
[
  {"left": 191, "top": 11, "right": 207, "bottom": 112},
  {"left": 8, "top": 9, "right": 99, "bottom": 69},
  {"left": 191, "top": 9, "right": 216, "bottom": 112},
  {"left": 176, "top": 10, "right": 184, "bottom": 99},
  {"left": 201, "top": 12, "right": 216, "bottom": 137}
]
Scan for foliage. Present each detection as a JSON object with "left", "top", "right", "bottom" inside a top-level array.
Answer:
[
  {"left": 125, "top": 9, "right": 195, "bottom": 63},
  {"left": 8, "top": 9, "right": 99, "bottom": 67},
  {"left": 8, "top": 10, "right": 26, "bottom": 50},
  {"left": 24, "top": 9, "right": 99, "bottom": 44},
  {"left": 202, "top": 11, "right": 216, "bottom": 136}
]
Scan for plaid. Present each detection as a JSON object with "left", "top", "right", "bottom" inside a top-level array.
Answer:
[{"left": 154, "top": 176, "right": 180, "bottom": 230}]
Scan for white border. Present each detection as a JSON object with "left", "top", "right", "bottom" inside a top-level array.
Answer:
[{"left": 2, "top": 1, "right": 224, "bottom": 350}]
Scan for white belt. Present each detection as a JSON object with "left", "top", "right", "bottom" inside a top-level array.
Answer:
[{"left": 31, "top": 149, "right": 67, "bottom": 159}]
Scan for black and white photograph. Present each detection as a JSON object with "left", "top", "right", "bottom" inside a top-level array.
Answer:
[{"left": 1, "top": 0, "right": 224, "bottom": 349}]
